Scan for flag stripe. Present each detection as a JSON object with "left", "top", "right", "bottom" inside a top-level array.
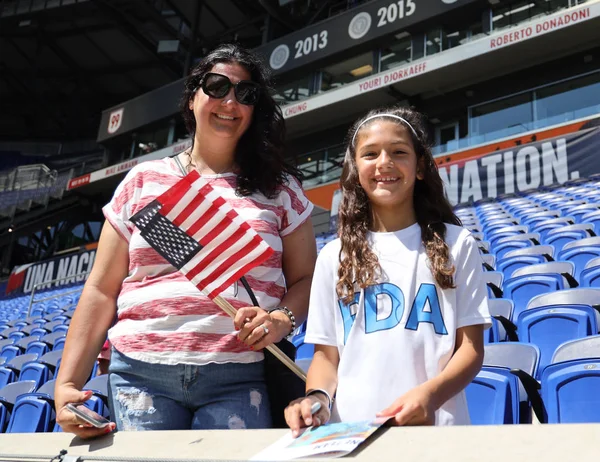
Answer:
[
  {"left": 184, "top": 197, "right": 223, "bottom": 237},
  {"left": 205, "top": 245, "right": 274, "bottom": 299},
  {"left": 187, "top": 228, "right": 257, "bottom": 284},
  {"left": 184, "top": 224, "right": 251, "bottom": 281},
  {"left": 200, "top": 235, "right": 270, "bottom": 295},
  {"left": 156, "top": 171, "right": 197, "bottom": 215}
]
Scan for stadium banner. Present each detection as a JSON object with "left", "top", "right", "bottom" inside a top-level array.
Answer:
[
  {"left": 439, "top": 123, "right": 600, "bottom": 206},
  {"left": 317, "top": 119, "right": 600, "bottom": 225},
  {"left": 280, "top": 2, "right": 597, "bottom": 119},
  {"left": 6, "top": 248, "right": 97, "bottom": 296},
  {"left": 255, "top": 0, "right": 479, "bottom": 75},
  {"left": 67, "top": 138, "right": 192, "bottom": 190}
]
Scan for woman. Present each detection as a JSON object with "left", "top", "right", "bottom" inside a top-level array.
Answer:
[{"left": 55, "top": 44, "right": 317, "bottom": 437}]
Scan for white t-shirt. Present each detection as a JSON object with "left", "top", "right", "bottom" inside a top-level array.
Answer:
[{"left": 305, "top": 223, "right": 491, "bottom": 425}]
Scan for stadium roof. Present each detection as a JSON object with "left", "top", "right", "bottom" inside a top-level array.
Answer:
[{"left": 0, "top": 0, "right": 355, "bottom": 142}]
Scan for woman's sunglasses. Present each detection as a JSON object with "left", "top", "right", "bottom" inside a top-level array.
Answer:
[{"left": 199, "top": 73, "right": 261, "bottom": 106}]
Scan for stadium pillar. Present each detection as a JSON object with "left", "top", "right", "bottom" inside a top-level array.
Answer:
[
  {"left": 1, "top": 227, "right": 15, "bottom": 276},
  {"left": 184, "top": 0, "right": 203, "bottom": 76}
]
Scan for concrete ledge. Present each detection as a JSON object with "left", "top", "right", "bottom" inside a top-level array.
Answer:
[{"left": 0, "top": 424, "right": 597, "bottom": 461}]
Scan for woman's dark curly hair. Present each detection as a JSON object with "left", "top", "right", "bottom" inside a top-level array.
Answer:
[
  {"left": 180, "top": 43, "right": 301, "bottom": 198},
  {"left": 336, "top": 106, "right": 462, "bottom": 302}
]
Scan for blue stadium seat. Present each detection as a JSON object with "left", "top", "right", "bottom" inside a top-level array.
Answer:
[
  {"left": 580, "top": 210, "right": 600, "bottom": 234},
  {"left": 19, "top": 362, "right": 50, "bottom": 390},
  {"left": 552, "top": 335, "right": 600, "bottom": 364},
  {"left": 561, "top": 236, "right": 600, "bottom": 253},
  {"left": 503, "top": 245, "right": 555, "bottom": 262},
  {"left": 533, "top": 217, "right": 576, "bottom": 239},
  {"left": 482, "top": 271, "right": 504, "bottom": 298},
  {"left": 482, "top": 343, "right": 542, "bottom": 422},
  {"left": 503, "top": 273, "right": 566, "bottom": 322},
  {"left": 558, "top": 247, "right": 600, "bottom": 282},
  {"left": 541, "top": 358, "right": 600, "bottom": 423},
  {"left": 581, "top": 265, "right": 600, "bottom": 288},
  {"left": 545, "top": 231, "right": 590, "bottom": 253},
  {"left": 7, "top": 392, "right": 55, "bottom": 433},
  {"left": 0, "top": 381, "right": 37, "bottom": 432},
  {"left": 516, "top": 304, "right": 598, "bottom": 378},
  {"left": 493, "top": 241, "right": 533, "bottom": 261},
  {"left": 83, "top": 375, "right": 111, "bottom": 419},
  {"left": 53, "top": 337, "right": 66, "bottom": 351},
  {"left": 487, "top": 299, "right": 515, "bottom": 341},
  {"left": 466, "top": 368, "right": 520, "bottom": 424},
  {"left": 25, "top": 341, "right": 49, "bottom": 359},
  {"left": 1, "top": 345, "right": 20, "bottom": 363}
]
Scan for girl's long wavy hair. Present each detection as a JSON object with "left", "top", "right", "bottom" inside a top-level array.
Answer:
[
  {"left": 180, "top": 43, "right": 301, "bottom": 198},
  {"left": 336, "top": 106, "right": 461, "bottom": 302}
]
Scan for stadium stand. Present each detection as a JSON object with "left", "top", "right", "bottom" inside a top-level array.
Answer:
[{"left": 1, "top": 2, "right": 600, "bottom": 460}]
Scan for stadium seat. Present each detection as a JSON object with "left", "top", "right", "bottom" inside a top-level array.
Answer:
[
  {"left": 482, "top": 342, "right": 542, "bottom": 422},
  {"left": 541, "top": 358, "right": 600, "bottom": 423},
  {"left": 487, "top": 299, "right": 516, "bottom": 340},
  {"left": 552, "top": 335, "right": 600, "bottom": 364},
  {"left": 482, "top": 272, "right": 504, "bottom": 298},
  {"left": 38, "top": 350, "right": 62, "bottom": 379},
  {"left": 0, "top": 381, "right": 37, "bottom": 432},
  {"left": 503, "top": 273, "right": 567, "bottom": 321},
  {"left": 511, "top": 261, "right": 578, "bottom": 287},
  {"left": 561, "top": 236, "right": 600, "bottom": 253},
  {"left": 466, "top": 368, "right": 520, "bottom": 424},
  {"left": 556, "top": 247, "right": 600, "bottom": 284},
  {"left": 83, "top": 375, "right": 111, "bottom": 419},
  {"left": 545, "top": 231, "right": 591, "bottom": 253},
  {"left": 495, "top": 233, "right": 541, "bottom": 247},
  {"left": 503, "top": 245, "right": 555, "bottom": 261},
  {"left": 493, "top": 241, "right": 533, "bottom": 261},
  {"left": 580, "top": 210, "right": 600, "bottom": 234},
  {"left": 545, "top": 223, "right": 596, "bottom": 239},
  {"left": 527, "top": 288, "right": 600, "bottom": 328},
  {"left": 516, "top": 304, "right": 598, "bottom": 378},
  {"left": 480, "top": 254, "right": 496, "bottom": 270},
  {"left": 533, "top": 217, "right": 576, "bottom": 239},
  {"left": 0, "top": 345, "right": 20, "bottom": 363}
]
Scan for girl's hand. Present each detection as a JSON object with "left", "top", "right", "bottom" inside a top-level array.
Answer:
[
  {"left": 284, "top": 394, "right": 331, "bottom": 437},
  {"left": 234, "top": 307, "right": 291, "bottom": 350},
  {"left": 376, "top": 383, "right": 437, "bottom": 426},
  {"left": 55, "top": 384, "right": 116, "bottom": 438}
]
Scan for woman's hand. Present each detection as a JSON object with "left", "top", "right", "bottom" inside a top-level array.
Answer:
[
  {"left": 285, "top": 394, "right": 331, "bottom": 437},
  {"left": 376, "top": 383, "right": 437, "bottom": 426},
  {"left": 55, "top": 383, "right": 116, "bottom": 439},
  {"left": 234, "top": 307, "right": 291, "bottom": 350}
]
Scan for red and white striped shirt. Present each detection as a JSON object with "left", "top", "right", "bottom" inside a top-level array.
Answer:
[{"left": 102, "top": 157, "right": 313, "bottom": 365}]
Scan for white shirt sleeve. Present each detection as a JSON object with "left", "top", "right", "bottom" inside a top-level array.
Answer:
[
  {"left": 454, "top": 230, "right": 492, "bottom": 329},
  {"left": 304, "top": 241, "right": 340, "bottom": 347}
]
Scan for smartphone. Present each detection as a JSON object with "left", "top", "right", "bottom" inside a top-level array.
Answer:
[{"left": 66, "top": 403, "right": 111, "bottom": 428}]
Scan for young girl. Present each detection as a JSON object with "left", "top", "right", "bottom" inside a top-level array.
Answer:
[{"left": 285, "top": 106, "right": 490, "bottom": 434}]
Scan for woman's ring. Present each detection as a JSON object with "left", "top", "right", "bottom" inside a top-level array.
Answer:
[{"left": 261, "top": 325, "right": 269, "bottom": 335}]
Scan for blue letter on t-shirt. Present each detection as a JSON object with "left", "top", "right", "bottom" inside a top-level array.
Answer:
[
  {"left": 405, "top": 283, "right": 448, "bottom": 335},
  {"left": 364, "top": 283, "right": 405, "bottom": 334},
  {"left": 338, "top": 292, "right": 360, "bottom": 344}
]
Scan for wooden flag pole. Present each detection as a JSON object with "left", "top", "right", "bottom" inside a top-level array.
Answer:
[{"left": 212, "top": 294, "right": 308, "bottom": 382}]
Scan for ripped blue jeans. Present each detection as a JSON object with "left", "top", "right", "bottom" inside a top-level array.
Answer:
[{"left": 107, "top": 348, "right": 272, "bottom": 431}]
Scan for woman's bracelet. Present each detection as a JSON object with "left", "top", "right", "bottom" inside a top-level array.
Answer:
[
  {"left": 269, "top": 306, "right": 296, "bottom": 338},
  {"left": 306, "top": 388, "right": 333, "bottom": 411}
]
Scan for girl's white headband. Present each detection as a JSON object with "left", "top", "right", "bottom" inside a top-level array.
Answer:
[{"left": 351, "top": 114, "right": 418, "bottom": 146}]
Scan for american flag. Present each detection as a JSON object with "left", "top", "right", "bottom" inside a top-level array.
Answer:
[{"left": 130, "top": 170, "right": 274, "bottom": 299}]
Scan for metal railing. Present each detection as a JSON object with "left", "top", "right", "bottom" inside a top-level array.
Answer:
[{"left": 26, "top": 271, "right": 89, "bottom": 317}]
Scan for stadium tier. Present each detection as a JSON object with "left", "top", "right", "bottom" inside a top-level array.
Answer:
[{"left": 1, "top": 178, "right": 600, "bottom": 432}]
